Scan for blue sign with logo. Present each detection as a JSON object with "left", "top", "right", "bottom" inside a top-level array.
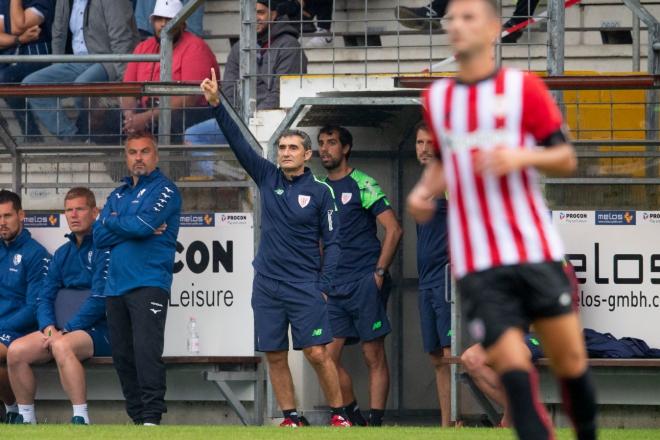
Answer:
[
  {"left": 179, "top": 213, "right": 215, "bottom": 227},
  {"left": 23, "top": 214, "right": 60, "bottom": 228},
  {"left": 595, "top": 210, "right": 636, "bottom": 225}
]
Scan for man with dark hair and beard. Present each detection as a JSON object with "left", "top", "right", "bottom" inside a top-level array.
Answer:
[
  {"left": 121, "top": 0, "right": 219, "bottom": 140},
  {"left": 0, "top": 190, "right": 50, "bottom": 423},
  {"left": 318, "top": 125, "right": 402, "bottom": 426}
]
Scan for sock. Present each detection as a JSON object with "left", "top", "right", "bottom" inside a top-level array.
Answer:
[
  {"left": 282, "top": 408, "right": 300, "bottom": 424},
  {"left": 143, "top": 422, "right": 158, "bottom": 426},
  {"left": 369, "top": 409, "right": 385, "bottom": 427},
  {"left": 560, "top": 371, "right": 597, "bottom": 440},
  {"left": 500, "top": 369, "right": 554, "bottom": 440},
  {"left": 344, "top": 400, "right": 367, "bottom": 426},
  {"left": 73, "top": 403, "right": 90, "bottom": 424},
  {"left": 17, "top": 404, "right": 36, "bottom": 424},
  {"left": 4, "top": 402, "right": 18, "bottom": 414}
]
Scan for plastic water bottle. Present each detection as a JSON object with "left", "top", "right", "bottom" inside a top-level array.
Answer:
[{"left": 187, "top": 316, "right": 200, "bottom": 354}]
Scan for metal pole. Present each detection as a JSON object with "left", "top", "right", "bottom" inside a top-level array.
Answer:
[
  {"left": 240, "top": 0, "right": 257, "bottom": 122},
  {"left": 0, "top": 54, "right": 159, "bottom": 63},
  {"left": 547, "top": 0, "right": 565, "bottom": 75},
  {"left": 633, "top": 14, "right": 641, "bottom": 72},
  {"left": 11, "top": 153, "right": 22, "bottom": 194}
]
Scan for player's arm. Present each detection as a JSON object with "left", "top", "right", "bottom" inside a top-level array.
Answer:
[
  {"left": 93, "top": 194, "right": 128, "bottom": 247},
  {"left": 375, "top": 209, "right": 402, "bottom": 277},
  {"left": 407, "top": 159, "right": 446, "bottom": 224},
  {"left": 103, "top": 184, "right": 181, "bottom": 238},
  {"left": 64, "top": 247, "right": 109, "bottom": 332},
  {"left": 35, "top": 251, "right": 62, "bottom": 332},
  {"left": 318, "top": 190, "right": 340, "bottom": 295},
  {"left": 201, "top": 68, "right": 275, "bottom": 185},
  {"left": 0, "top": 249, "right": 50, "bottom": 332}
]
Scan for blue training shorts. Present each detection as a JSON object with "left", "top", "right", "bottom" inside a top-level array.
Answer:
[
  {"left": 418, "top": 275, "right": 452, "bottom": 353},
  {"left": 252, "top": 273, "right": 333, "bottom": 352},
  {"left": 0, "top": 330, "right": 25, "bottom": 347},
  {"left": 85, "top": 323, "right": 112, "bottom": 357},
  {"left": 327, "top": 272, "right": 392, "bottom": 345}
]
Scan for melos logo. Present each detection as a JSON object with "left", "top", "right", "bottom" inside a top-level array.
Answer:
[
  {"left": 595, "top": 210, "right": 636, "bottom": 226},
  {"left": 180, "top": 213, "right": 215, "bottom": 227}
]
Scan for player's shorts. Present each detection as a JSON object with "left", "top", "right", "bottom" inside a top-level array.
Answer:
[
  {"left": 327, "top": 273, "right": 392, "bottom": 345},
  {"left": 418, "top": 268, "right": 452, "bottom": 353},
  {"left": 85, "top": 323, "right": 112, "bottom": 357},
  {"left": 252, "top": 273, "right": 333, "bottom": 352},
  {"left": 0, "top": 330, "right": 24, "bottom": 347},
  {"left": 457, "top": 261, "right": 574, "bottom": 348}
]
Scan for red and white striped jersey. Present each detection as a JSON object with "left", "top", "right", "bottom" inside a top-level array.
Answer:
[{"left": 423, "top": 68, "right": 566, "bottom": 279}]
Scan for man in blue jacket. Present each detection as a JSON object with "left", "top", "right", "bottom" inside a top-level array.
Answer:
[
  {"left": 0, "top": 190, "right": 50, "bottom": 424},
  {"left": 93, "top": 133, "right": 181, "bottom": 426},
  {"left": 201, "top": 69, "right": 351, "bottom": 427},
  {"left": 7, "top": 187, "right": 110, "bottom": 425}
]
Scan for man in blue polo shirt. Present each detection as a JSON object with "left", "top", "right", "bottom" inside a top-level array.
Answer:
[
  {"left": 93, "top": 133, "right": 181, "bottom": 426},
  {"left": 318, "top": 125, "right": 402, "bottom": 427},
  {"left": 414, "top": 121, "right": 452, "bottom": 426},
  {"left": 7, "top": 187, "right": 110, "bottom": 425},
  {"left": 201, "top": 68, "right": 351, "bottom": 427},
  {"left": 0, "top": 190, "right": 50, "bottom": 424}
]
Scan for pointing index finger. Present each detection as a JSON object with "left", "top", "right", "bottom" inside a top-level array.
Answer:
[{"left": 211, "top": 67, "right": 216, "bottom": 82}]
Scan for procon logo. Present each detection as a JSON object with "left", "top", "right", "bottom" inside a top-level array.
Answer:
[
  {"left": 219, "top": 214, "right": 248, "bottom": 225},
  {"left": 642, "top": 212, "right": 660, "bottom": 223},
  {"left": 23, "top": 214, "right": 60, "bottom": 228},
  {"left": 558, "top": 212, "right": 588, "bottom": 223},
  {"left": 595, "top": 210, "right": 636, "bottom": 226}
]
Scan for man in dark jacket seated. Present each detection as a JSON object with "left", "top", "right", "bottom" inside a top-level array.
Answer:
[{"left": 7, "top": 187, "right": 110, "bottom": 425}]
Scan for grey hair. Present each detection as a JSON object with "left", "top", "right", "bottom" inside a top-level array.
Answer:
[{"left": 278, "top": 129, "right": 312, "bottom": 150}]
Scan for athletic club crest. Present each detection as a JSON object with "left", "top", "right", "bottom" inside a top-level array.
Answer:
[
  {"left": 341, "top": 192, "right": 352, "bottom": 205},
  {"left": 298, "top": 195, "right": 311, "bottom": 208},
  {"left": 13, "top": 254, "right": 22, "bottom": 266}
]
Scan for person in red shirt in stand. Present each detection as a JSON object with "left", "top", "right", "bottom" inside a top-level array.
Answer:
[{"left": 121, "top": 0, "right": 219, "bottom": 142}]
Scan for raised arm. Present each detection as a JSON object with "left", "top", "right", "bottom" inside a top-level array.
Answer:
[{"left": 202, "top": 68, "right": 275, "bottom": 185}]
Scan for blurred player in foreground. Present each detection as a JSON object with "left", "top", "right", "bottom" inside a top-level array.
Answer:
[{"left": 407, "top": 0, "right": 597, "bottom": 438}]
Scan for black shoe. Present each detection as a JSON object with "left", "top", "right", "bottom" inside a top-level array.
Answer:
[
  {"left": 4, "top": 411, "right": 19, "bottom": 424},
  {"left": 395, "top": 5, "right": 442, "bottom": 32}
]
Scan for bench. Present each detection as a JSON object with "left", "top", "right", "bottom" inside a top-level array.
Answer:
[
  {"left": 437, "top": 356, "right": 660, "bottom": 426},
  {"left": 36, "top": 356, "right": 265, "bottom": 426}
]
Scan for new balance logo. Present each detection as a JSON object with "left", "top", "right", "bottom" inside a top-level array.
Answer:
[
  {"left": 372, "top": 321, "right": 382, "bottom": 331},
  {"left": 312, "top": 328, "right": 323, "bottom": 337}
]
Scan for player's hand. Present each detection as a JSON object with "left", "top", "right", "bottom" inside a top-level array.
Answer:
[
  {"left": 374, "top": 273, "right": 384, "bottom": 290},
  {"left": 474, "top": 147, "right": 526, "bottom": 177},
  {"left": 407, "top": 184, "right": 437, "bottom": 224},
  {"left": 19, "top": 25, "right": 41, "bottom": 44},
  {"left": 154, "top": 223, "right": 167, "bottom": 235},
  {"left": 123, "top": 111, "right": 151, "bottom": 135},
  {"left": 201, "top": 68, "right": 220, "bottom": 107},
  {"left": 42, "top": 325, "right": 57, "bottom": 339}
]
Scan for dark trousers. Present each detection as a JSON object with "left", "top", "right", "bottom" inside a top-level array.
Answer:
[{"left": 106, "top": 287, "right": 169, "bottom": 424}]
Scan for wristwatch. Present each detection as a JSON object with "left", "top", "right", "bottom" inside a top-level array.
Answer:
[{"left": 375, "top": 267, "right": 386, "bottom": 277}]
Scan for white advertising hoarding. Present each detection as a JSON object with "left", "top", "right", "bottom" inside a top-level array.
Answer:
[
  {"left": 554, "top": 210, "right": 660, "bottom": 348},
  {"left": 25, "top": 212, "right": 254, "bottom": 357}
]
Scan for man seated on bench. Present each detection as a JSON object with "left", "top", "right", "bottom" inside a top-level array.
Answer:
[
  {"left": 7, "top": 187, "right": 110, "bottom": 425},
  {"left": 461, "top": 333, "right": 543, "bottom": 427}
]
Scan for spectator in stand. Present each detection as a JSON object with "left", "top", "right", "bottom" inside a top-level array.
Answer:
[
  {"left": 134, "top": 0, "right": 205, "bottom": 39},
  {"left": 120, "top": 0, "right": 219, "bottom": 142},
  {"left": 279, "top": 0, "right": 334, "bottom": 48},
  {"left": 183, "top": 0, "right": 306, "bottom": 161},
  {"left": 22, "top": 0, "right": 138, "bottom": 141},
  {"left": 395, "top": 0, "right": 539, "bottom": 42},
  {"left": 0, "top": 0, "right": 54, "bottom": 137}
]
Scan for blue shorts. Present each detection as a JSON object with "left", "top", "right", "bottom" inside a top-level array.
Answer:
[
  {"left": 418, "top": 277, "right": 452, "bottom": 353},
  {"left": 525, "top": 333, "right": 544, "bottom": 362},
  {"left": 252, "top": 273, "right": 333, "bottom": 352},
  {"left": 328, "top": 273, "right": 392, "bottom": 345},
  {"left": 0, "top": 330, "right": 25, "bottom": 347},
  {"left": 86, "top": 323, "right": 112, "bottom": 357}
]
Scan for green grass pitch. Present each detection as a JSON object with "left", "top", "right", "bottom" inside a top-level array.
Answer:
[{"left": 0, "top": 426, "right": 657, "bottom": 439}]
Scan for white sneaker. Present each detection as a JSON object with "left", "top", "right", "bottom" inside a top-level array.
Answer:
[{"left": 305, "top": 29, "right": 333, "bottom": 48}]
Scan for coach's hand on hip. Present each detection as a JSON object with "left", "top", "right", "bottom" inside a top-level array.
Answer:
[{"left": 201, "top": 68, "right": 221, "bottom": 107}]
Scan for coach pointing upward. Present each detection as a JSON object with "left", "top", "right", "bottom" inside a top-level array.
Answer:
[{"left": 201, "top": 69, "right": 351, "bottom": 427}]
